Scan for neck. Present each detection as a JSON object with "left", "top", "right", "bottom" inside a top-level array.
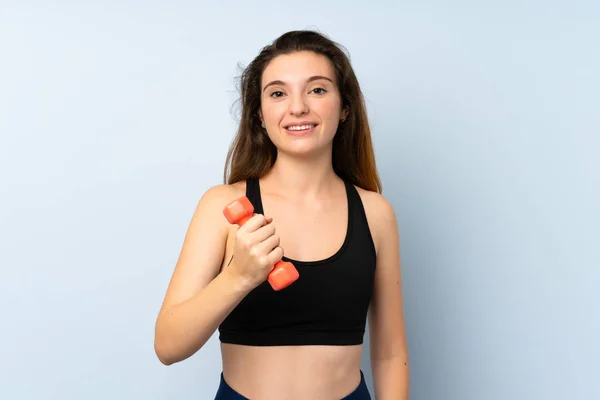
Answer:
[{"left": 262, "top": 150, "right": 340, "bottom": 198}]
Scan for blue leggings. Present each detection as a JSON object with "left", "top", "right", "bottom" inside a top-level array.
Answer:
[{"left": 214, "top": 371, "right": 371, "bottom": 399}]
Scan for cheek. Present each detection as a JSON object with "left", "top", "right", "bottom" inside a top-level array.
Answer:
[
  {"left": 318, "top": 103, "right": 342, "bottom": 124},
  {"left": 262, "top": 102, "right": 285, "bottom": 123},
  {"left": 316, "top": 96, "right": 341, "bottom": 113}
]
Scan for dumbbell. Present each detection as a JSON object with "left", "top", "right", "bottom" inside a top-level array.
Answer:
[{"left": 223, "top": 196, "right": 299, "bottom": 291}]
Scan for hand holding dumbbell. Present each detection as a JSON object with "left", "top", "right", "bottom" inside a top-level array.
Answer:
[{"left": 223, "top": 196, "right": 299, "bottom": 291}]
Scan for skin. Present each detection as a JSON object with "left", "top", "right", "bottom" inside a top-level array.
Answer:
[{"left": 154, "top": 50, "right": 409, "bottom": 399}]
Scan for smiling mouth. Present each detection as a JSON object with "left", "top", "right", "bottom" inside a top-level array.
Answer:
[{"left": 285, "top": 124, "right": 317, "bottom": 131}]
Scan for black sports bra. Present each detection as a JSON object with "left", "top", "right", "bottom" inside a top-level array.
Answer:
[{"left": 218, "top": 178, "right": 377, "bottom": 346}]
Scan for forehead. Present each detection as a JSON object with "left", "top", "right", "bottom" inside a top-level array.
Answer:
[{"left": 261, "top": 51, "right": 336, "bottom": 86}]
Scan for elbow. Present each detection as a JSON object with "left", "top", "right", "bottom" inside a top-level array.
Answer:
[
  {"left": 157, "top": 354, "right": 174, "bottom": 366},
  {"left": 154, "top": 324, "right": 183, "bottom": 366},
  {"left": 154, "top": 320, "right": 172, "bottom": 365},
  {"left": 154, "top": 338, "right": 177, "bottom": 366},
  {"left": 153, "top": 314, "right": 209, "bottom": 365},
  {"left": 153, "top": 329, "right": 201, "bottom": 366},
  {"left": 154, "top": 340, "right": 200, "bottom": 366}
]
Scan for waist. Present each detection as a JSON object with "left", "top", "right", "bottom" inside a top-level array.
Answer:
[{"left": 220, "top": 343, "right": 364, "bottom": 399}]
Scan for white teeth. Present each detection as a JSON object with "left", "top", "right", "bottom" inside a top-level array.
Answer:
[{"left": 286, "top": 124, "right": 315, "bottom": 131}]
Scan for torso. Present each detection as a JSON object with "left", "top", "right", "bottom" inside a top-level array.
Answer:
[{"left": 217, "top": 177, "right": 381, "bottom": 399}]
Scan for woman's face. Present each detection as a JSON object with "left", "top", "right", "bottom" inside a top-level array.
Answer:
[{"left": 259, "top": 51, "right": 348, "bottom": 157}]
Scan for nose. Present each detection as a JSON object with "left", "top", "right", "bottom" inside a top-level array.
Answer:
[{"left": 289, "top": 92, "right": 309, "bottom": 116}]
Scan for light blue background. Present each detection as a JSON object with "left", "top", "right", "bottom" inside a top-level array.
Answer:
[{"left": 1, "top": 1, "right": 598, "bottom": 399}]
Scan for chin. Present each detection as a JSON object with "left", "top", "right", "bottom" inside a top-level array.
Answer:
[{"left": 278, "top": 142, "right": 332, "bottom": 158}]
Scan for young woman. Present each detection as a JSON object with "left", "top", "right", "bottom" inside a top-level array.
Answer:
[{"left": 154, "top": 30, "right": 409, "bottom": 399}]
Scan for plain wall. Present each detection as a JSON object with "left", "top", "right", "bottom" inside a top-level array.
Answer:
[{"left": 1, "top": 1, "right": 598, "bottom": 399}]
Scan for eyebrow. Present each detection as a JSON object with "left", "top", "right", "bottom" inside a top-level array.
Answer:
[{"left": 262, "top": 75, "right": 334, "bottom": 92}]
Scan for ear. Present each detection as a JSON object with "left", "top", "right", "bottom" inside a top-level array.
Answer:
[
  {"left": 258, "top": 109, "right": 264, "bottom": 124},
  {"left": 340, "top": 106, "right": 350, "bottom": 121}
]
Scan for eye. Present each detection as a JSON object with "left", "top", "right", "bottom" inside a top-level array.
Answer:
[
  {"left": 311, "top": 87, "right": 327, "bottom": 95},
  {"left": 269, "top": 91, "right": 284, "bottom": 98}
]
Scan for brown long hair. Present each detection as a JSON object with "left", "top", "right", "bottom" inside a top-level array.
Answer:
[{"left": 223, "top": 30, "right": 382, "bottom": 193}]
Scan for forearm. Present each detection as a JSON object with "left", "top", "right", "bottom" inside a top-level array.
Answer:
[
  {"left": 154, "top": 269, "right": 252, "bottom": 365},
  {"left": 372, "top": 356, "right": 410, "bottom": 400}
]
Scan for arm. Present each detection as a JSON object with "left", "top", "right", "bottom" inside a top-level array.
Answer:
[
  {"left": 366, "top": 194, "right": 410, "bottom": 399},
  {"left": 153, "top": 184, "right": 252, "bottom": 365}
]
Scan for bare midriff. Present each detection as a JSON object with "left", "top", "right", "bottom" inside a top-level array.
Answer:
[{"left": 221, "top": 343, "right": 364, "bottom": 399}]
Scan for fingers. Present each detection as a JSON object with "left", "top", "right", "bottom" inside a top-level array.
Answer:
[
  {"left": 253, "top": 234, "right": 280, "bottom": 258},
  {"left": 235, "top": 214, "right": 279, "bottom": 253},
  {"left": 248, "top": 235, "right": 282, "bottom": 271},
  {"left": 250, "top": 221, "right": 276, "bottom": 244},
  {"left": 253, "top": 213, "right": 273, "bottom": 224},
  {"left": 237, "top": 214, "right": 269, "bottom": 234},
  {"left": 233, "top": 213, "right": 283, "bottom": 271},
  {"left": 266, "top": 246, "right": 284, "bottom": 266}
]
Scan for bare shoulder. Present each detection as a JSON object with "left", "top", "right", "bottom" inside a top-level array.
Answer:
[
  {"left": 184, "top": 182, "right": 246, "bottom": 235},
  {"left": 197, "top": 181, "right": 246, "bottom": 210},
  {"left": 353, "top": 186, "right": 398, "bottom": 255},
  {"left": 184, "top": 180, "right": 247, "bottom": 253}
]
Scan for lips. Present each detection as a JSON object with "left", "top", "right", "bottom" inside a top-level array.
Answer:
[
  {"left": 284, "top": 122, "right": 319, "bottom": 132},
  {"left": 287, "top": 125, "right": 315, "bottom": 132}
]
